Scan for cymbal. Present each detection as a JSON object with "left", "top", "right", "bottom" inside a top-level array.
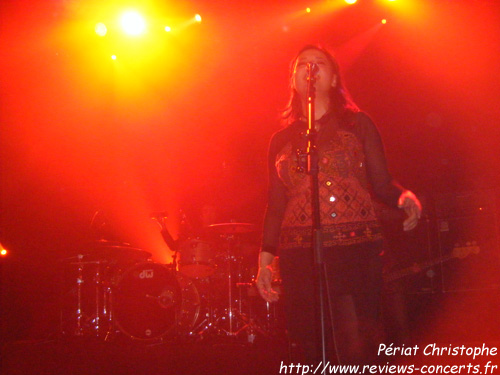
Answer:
[
  {"left": 93, "top": 247, "right": 151, "bottom": 261},
  {"left": 208, "top": 223, "right": 255, "bottom": 234},
  {"left": 69, "top": 260, "right": 104, "bottom": 265},
  {"left": 93, "top": 239, "right": 132, "bottom": 247},
  {"left": 88, "top": 240, "right": 152, "bottom": 263}
]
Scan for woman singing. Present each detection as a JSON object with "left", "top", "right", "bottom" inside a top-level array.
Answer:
[{"left": 256, "top": 45, "right": 421, "bottom": 365}]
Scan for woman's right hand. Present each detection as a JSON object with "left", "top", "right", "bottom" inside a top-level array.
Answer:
[{"left": 256, "top": 265, "right": 279, "bottom": 303}]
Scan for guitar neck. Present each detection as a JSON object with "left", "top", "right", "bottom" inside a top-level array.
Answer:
[
  {"left": 384, "top": 245, "right": 478, "bottom": 284},
  {"left": 384, "top": 253, "right": 454, "bottom": 283}
]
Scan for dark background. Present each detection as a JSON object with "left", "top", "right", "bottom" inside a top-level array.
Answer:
[{"left": 1, "top": 0, "right": 499, "bottom": 343}]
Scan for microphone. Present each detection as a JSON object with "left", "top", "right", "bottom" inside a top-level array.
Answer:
[{"left": 307, "top": 62, "right": 319, "bottom": 78}]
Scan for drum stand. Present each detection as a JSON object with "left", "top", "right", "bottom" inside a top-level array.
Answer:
[
  {"left": 211, "top": 233, "right": 268, "bottom": 341},
  {"left": 187, "top": 281, "right": 219, "bottom": 339},
  {"left": 61, "top": 255, "right": 113, "bottom": 338},
  {"left": 233, "top": 281, "right": 280, "bottom": 342}
]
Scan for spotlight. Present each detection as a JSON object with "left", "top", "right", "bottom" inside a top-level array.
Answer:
[
  {"left": 381, "top": 19, "right": 387, "bottom": 24},
  {"left": 345, "top": 0, "right": 357, "bottom": 4},
  {"left": 164, "top": 26, "right": 172, "bottom": 32},
  {"left": 95, "top": 22, "right": 107, "bottom": 37},
  {"left": 111, "top": 55, "right": 117, "bottom": 60},
  {"left": 120, "top": 10, "right": 146, "bottom": 36},
  {"left": 0, "top": 249, "right": 7, "bottom": 256},
  {"left": 306, "top": 7, "right": 311, "bottom": 13},
  {"left": 195, "top": 14, "right": 202, "bottom": 23}
]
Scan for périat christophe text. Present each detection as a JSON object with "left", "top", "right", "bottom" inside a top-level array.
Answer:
[{"left": 378, "top": 343, "right": 497, "bottom": 360}]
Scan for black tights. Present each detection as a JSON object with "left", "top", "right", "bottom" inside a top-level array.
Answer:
[{"left": 280, "top": 244, "right": 383, "bottom": 365}]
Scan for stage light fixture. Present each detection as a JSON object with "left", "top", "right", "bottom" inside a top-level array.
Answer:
[
  {"left": 306, "top": 7, "right": 311, "bottom": 13},
  {"left": 381, "top": 19, "right": 387, "bottom": 24},
  {"left": 95, "top": 22, "right": 108, "bottom": 37},
  {"left": 120, "top": 10, "right": 147, "bottom": 36},
  {"left": 164, "top": 26, "right": 172, "bottom": 32},
  {"left": 111, "top": 55, "right": 117, "bottom": 60},
  {"left": 345, "top": 0, "right": 357, "bottom": 4},
  {"left": 195, "top": 14, "right": 202, "bottom": 23}
]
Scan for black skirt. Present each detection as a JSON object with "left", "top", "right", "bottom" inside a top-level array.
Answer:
[{"left": 278, "top": 240, "right": 384, "bottom": 362}]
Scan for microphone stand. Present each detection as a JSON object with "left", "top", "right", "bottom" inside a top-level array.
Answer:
[{"left": 303, "top": 63, "right": 328, "bottom": 363}]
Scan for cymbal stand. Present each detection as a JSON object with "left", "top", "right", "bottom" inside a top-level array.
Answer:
[
  {"left": 213, "top": 234, "right": 264, "bottom": 340},
  {"left": 103, "top": 279, "right": 114, "bottom": 341},
  {"left": 89, "top": 259, "right": 113, "bottom": 338},
  {"left": 212, "top": 233, "right": 239, "bottom": 335},
  {"left": 93, "top": 260, "right": 102, "bottom": 335},
  {"left": 228, "top": 235, "right": 235, "bottom": 334},
  {"left": 261, "top": 300, "right": 279, "bottom": 335},
  {"left": 98, "top": 261, "right": 115, "bottom": 340},
  {"left": 75, "top": 255, "right": 85, "bottom": 336},
  {"left": 62, "top": 255, "right": 112, "bottom": 338},
  {"left": 231, "top": 280, "right": 276, "bottom": 341}
]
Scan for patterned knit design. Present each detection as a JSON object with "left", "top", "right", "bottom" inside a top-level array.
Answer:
[{"left": 276, "top": 130, "right": 382, "bottom": 249}]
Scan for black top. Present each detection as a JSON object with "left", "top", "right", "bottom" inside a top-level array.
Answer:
[{"left": 261, "top": 111, "right": 403, "bottom": 255}]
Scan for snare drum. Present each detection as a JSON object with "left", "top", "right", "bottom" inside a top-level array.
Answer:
[
  {"left": 113, "top": 262, "right": 200, "bottom": 341},
  {"left": 178, "top": 239, "right": 215, "bottom": 278}
]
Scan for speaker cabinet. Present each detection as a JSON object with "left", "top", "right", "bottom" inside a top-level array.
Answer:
[
  {"left": 379, "top": 210, "right": 437, "bottom": 294},
  {"left": 437, "top": 212, "right": 500, "bottom": 292}
]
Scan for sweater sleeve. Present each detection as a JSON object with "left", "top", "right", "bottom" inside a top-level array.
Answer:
[
  {"left": 356, "top": 112, "right": 404, "bottom": 208},
  {"left": 260, "top": 132, "right": 288, "bottom": 255}
]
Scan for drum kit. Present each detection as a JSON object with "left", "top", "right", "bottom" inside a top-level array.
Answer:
[{"left": 59, "top": 223, "right": 283, "bottom": 343}]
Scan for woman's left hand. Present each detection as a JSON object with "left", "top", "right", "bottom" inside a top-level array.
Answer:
[{"left": 398, "top": 190, "right": 422, "bottom": 231}]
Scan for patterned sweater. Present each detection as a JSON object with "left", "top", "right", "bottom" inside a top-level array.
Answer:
[{"left": 261, "top": 111, "right": 403, "bottom": 254}]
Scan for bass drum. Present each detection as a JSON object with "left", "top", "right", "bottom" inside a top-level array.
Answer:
[{"left": 113, "top": 262, "right": 200, "bottom": 341}]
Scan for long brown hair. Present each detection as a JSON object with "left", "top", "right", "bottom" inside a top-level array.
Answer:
[{"left": 282, "top": 45, "right": 359, "bottom": 125}]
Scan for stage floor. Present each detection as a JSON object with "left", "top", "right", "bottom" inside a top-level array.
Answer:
[{"left": 1, "top": 336, "right": 289, "bottom": 375}]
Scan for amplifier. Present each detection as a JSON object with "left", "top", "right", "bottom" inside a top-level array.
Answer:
[{"left": 437, "top": 212, "right": 500, "bottom": 292}]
